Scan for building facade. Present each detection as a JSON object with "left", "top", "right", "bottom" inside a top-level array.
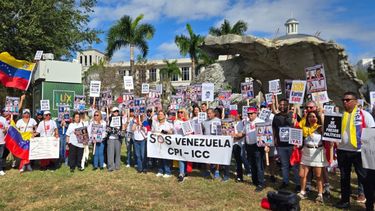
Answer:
[{"left": 76, "top": 48, "right": 106, "bottom": 72}]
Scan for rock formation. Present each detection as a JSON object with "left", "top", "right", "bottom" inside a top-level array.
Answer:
[{"left": 199, "top": 34, "right": 363, "bottom": 105}]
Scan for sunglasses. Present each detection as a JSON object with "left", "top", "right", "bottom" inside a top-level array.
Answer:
[
  {"left": 248, "top": 113, "right": 255, "bottom": 115},
  {"left": 94, "top": 114, "right": 99, "bottom": 116},
  {"left": 45, "top": 114, "right": 51, "bottom": 116},
  {"left": 342, "top": 98, "right": 354, "bottom": 103},
  {"left": 178, "top": 111, "right": 184, "bottom": 114},
  {"left": 113, "top": 110, "right": 119, "bottom": 113},
  {"left": 306, "top": 106, "right": 315, "bottom": 109}
]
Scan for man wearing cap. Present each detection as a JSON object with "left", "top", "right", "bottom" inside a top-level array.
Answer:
[
  {"left": 235, "top": 107, "right": 266, "bottom": 192},
  {"left": 16, "top": 109, "right": 37, "bottom": 172},
  {"left": 35, "top": 111, "right": 59, "bottom": 170},
  {"left": 35, "top": 110, "right": 44, "bottom": 126}
]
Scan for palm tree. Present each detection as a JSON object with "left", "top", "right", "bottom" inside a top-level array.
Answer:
[
  {"left": 209, "top": 19, "right": 248, "bottom": 36},
  {"left": 175, "top": 24, "right": 204, "bottom": 82},
  {"left": 159, "top": 60, "right": 182, "bottom": 109},
  {"left": 106, "top": 14, "right": 155, "bottom": 94}
]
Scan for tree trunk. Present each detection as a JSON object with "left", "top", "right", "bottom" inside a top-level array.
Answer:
[
  {"left": 191, "top": 58, "right": 195, "bottom": 83},
  {"left": 130, "top": 45, "right": 139, "bottom": 96}
]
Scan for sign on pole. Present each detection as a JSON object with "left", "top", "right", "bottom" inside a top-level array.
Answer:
[
  {"left": 201, "top": 83, "right": 214, "bottom": 102},
  {"left": 141, "top": 83, "right": 150, "bottom": 94},
  {"left": 305, "top": 64, "right": 327, "bottom": 94},
  {"left": 89, "top": 81, "right": 101, "bottom": 97},
  {"left": 123, "top": 76, "right": 134, "bottom": 90},
  {"left": 269, "top": 79, "right": 282, "bottom": 95},
  {"left": 40, "top": 100, "right": 50, "bottom": 111},
  {"left": 289, "top": 80, "right": 306, "bottom": 104}
]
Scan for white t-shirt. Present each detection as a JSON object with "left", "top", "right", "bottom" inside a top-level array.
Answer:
[
  {"left": 0, "top": 116, "right": 9, "bottom": 144},
  {"left": 36, "top": 120, "right": 57, "bottom": 137},
  {"left": 152, "top": 120, "right": 174, "bottom": 133},
  {"left": 244, "top": 117, "right": 264, "bottom": 145},
  {"left": 66, "top": 122, "right": 85, "bottom": 148},
  {"left": 16, "top": 118, "right": 37, "bottom": 133},
  {"left": 339, "top": 110, "right": 375, "bottom": 152},
  {"left": 133, "top": 124, "right": 147, "bottom": 141}
]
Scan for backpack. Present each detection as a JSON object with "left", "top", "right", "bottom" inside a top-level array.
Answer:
[{"left": 267, "top": 190, "right": 300, "bottom": 211}]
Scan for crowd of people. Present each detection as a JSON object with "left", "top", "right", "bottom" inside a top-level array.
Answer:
[{"left": 0, "top": 91, "right": 375, "bottom": 210}]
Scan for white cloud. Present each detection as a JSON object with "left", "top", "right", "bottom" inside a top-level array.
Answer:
[{"left": 152, "top": 41, "right": 182, "bottom": 59}]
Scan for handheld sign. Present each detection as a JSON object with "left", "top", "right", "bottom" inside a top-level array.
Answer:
[
  {"left": 288, "top": 128, "right": 303, "bottom": 146},
  {"left": 4, "top": 96, "right": 20, "bottom": 114},
  {"left": 311, "top": 91, "right": 329, "bottom": 104},
  {"left": 89, "top": 81, "right": 101, "bottom": 97},
  {"left": 305, "top": 64, "right": 327, "bottom": 94},
  {"left": 181, "top": 121, "right": 194, "bottom": 135},
  {"left": 201, "top": 83, "right": 214, "bottom": 102},
  {"left": 289, "top": 80, "right": 306, "bottom": 105},
  {"left": 123, "top": 76, "right": 134, "bottom": 90},
  {"left": 198, "top": 112, "right": 207, "bottom": 123},
  {"left": 110, "top": 116, "right": 121, "bottom": 127},
  {"left": 370, "top": 91, "right": 375, "bottom": 110},
  {"left": 361, "top": 128, "right": 375, "bottom": 170},
  {"left": 322, "top": 114, "right": 342, "bottom": 142},
  {"left": 156, "top": 84, "right": 163, "bottom": 94},
  {"left": 269, "top": 79, "right": 282, "bottom": 95},
  {"left": 40, "top": 100, "right": 50, "bottom": 111},
  {"left": 141, "top": 83, "right": 150, "bottom": 94}
]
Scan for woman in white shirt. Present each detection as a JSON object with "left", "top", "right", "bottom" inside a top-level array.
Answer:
[
  {"left": 88, "top": 111, "right": 107, "bottom": 170},
  {"left": 66, "top": 112, "right": 85, "bottom": 172},
  {"left": 132, "top": 114, "right": 147, "bottom": 173}
]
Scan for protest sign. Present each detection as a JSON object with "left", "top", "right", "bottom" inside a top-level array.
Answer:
[
  {"left": 256, "top": 122, "right": 274, "bottom": 147},
  {"left": 218, "top": 90, "right": 232, "bottom": 108},
  {"left": 311, "top": 91, "right": 330, "bottom": 104},
  {"left": 289, "top": 80, "right": 306, "bottom": 104},
  {"left": 89, "top": 81, "right": 101, "bottom": 97},
  {"left": 289, "top": 128, "right": 303, "bottom": 146},
  {"left": 211, "top": 121, "right": 222, "bottom": 135},
  {"left": 58, "top": 104, "right": 70, "bottom": 121},
  {"left": 123, "top": 76, "right": 134, "bottom": 90},
  {"left": 74, "top": 95, "right": 86, "bottom": 111},
  {"left": 4, "top": 96, "right": 20, "bottom": 114},
  {"left": 90, "top": 123, "right": 105, "bottom": 143},
  {"left": 323, "top": 105, "right": 335, "bottom": 115},
  {"left": 241, "top": 82, "right": 254, "bottom": 99},
  {"left": 201, "top": 83, "right": 214, "bottom": 102},
  {"left": 40, "top": 100, "right": 50, "bottom": 111},
  {"left": 110, "top": 116, "right": 121, "bottom": 127},
  {"left": 186, "top": 84, "right": 202, "bottom": 102},
  {"left": 242, "top": 106, "right": 250, "bottom": 119},
  {"left": 100, "top": 91, "right": 112, "bottom": 108},
  {"left": 265, "top": 93, "right": 273, "bottom": 105},
  {"left": 141, "top": 83, "right": 150, "bottom": 94},
  {"left": 34, "top": 50, "right": 44, "bottom": 61},
  {"left": 147, "top": 133, "right": 233, "bottom": 165},
  {"left": 221, "top": 119, "right": 235, "bottom": 135},
  {"left": 156, "top": 84, "right": 163, "bottom": 94},
  {"left": 29, "top": 137, "right": 59, "bottom": 160},
  {"left": 181, "top": 121, "right": 194, "bottom": 135},
  {"left": 198, "top": 112, "right": 207, "bottom": 123},
  {"left": 192, "top": 120, "right": 203, "bottom": 135},
  {"left": 269, "top": 79, "right": 282, "bottom": 95},
  {"left": 305, "top": 64, "right": 327, "bottom": 94},
  {"left": 259, "top": 109, "right": 272, "bottom": 121},
  {"left": 279, "top": 127, "right": 290, "bottom": 143},
  {"left": 284, "top": 79, "right": 293, "bottom": 100},
  {"left": 75, "top": 127, "right": 89, "bottom": 144},
  {"left": 323, "top": 114, "right": 342, "bottom": 142},
  {"left": 370, "top": 91, "right": 375, "bottom": 110},
  {"left": 229, "top": 104, "right": 238, "bottom": 111},
  {"left": 361, "top": 128, "right": 375, "bottom": 170}
]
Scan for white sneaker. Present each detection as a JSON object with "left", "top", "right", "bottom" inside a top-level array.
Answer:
[
  {"left": 156, "top": 172, "right": 163, "bottom": 177},
  {"left": 0, "top": 171, "right": 5, "bottom": 176},
  {"left": 103, "top": 163, "right": 107, "bottom": 168},
  {"left": 126, "top": 164, "right": 130, "bottom": 168},
  {"left": 163, "top": 174, "right": 172, "bottom": 178}
]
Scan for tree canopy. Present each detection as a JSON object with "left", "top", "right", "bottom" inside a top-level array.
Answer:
[
  {"left": 209, "top": 19, "right": 248, "bottom": 36},
  {"left": 0, "top": 0, "right": 100, "bottom": 60}
]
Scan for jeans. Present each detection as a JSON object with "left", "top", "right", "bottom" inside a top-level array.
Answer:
[
  {"left": 158, "top": 159, "right": 171, "bottom": 175},
  {"left": 93, "top": 142, "right": 104, "bottom": 168},
  {"left": 337, "top": 149, "right": 367, "bottom": 203},
  {"left": 59, "top": 135, "right": 66, "bottom": 162},
  {"left": 241, "top": 143, "right": 251, "bottom": 174},
  {"left": 179, "top": 161, "right": 186, "bottom": 176},
  {"left": 126, "top": 137, "right": 136, "bottom": 166},
  {"left": 233, "top": 144, "right": 243, "bottom": 180},
  {"left": 277, "top": 146, "right": 300, "bottom": 185},
  {"left": 134, "top": 140, "right": 145, "bottom": 171},
  {"left": 246, "top": 144, "right": 265, "bottom": 186}
]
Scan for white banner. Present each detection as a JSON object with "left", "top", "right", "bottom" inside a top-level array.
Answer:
[
  {"left": 147, "top": 133, "right": 233, "bottom": 165},
  {"left": 361, "top": 128, "right": 375, "bottom": 170},
  {"left": 29, "top": 137, "right": 59, "bottom": 160},
  {"left": 90, "top": 81, "right": 101, "bottom": 97}
]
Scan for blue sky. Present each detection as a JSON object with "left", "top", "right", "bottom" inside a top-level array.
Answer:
[{"left": 88, "top": 0, "right": 375, "bottom": 64}]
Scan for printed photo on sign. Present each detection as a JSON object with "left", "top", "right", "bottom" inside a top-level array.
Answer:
[
  {"left": 259, "top": 109, "right": 272, "bottom": 121},
  {"left": 256, "top": 122, "right": 273, "bottom": 147},
  {"left": 221, "top": 119, "right": 235, "bottom": 136},
  {"left": 74, "top": 95, "right": 86, "bottom": 111},
  {"left": 40, "top": 100, "right": 50, "bottom": 111},
  {"left": 211, "top": 121, "right": 222, "bottom": 135},
  {"left": 181, "top": 121, "right": 194, "bottom": 135},
  {"left": 89, "top": 81, "right": 101, "bottom": 97},
  {"left": 269, "top": 79, "right": 282, "bottom": 95},
  {"left": 323, "top": 105, "right": 335, "bottom": 115},
  {"left": 201, "top": 83, "right": 215, "bottom": 102},
  {"left": 141, "top": 83, "right": 150, "bottom": 94},
  {"left": 241, "top": 82, "right": 254, "bottom": 99},
  {"left": 58, "top": 105, "right": 70, "bottom": 121},
  {"left": 289, "top": 80, "right": 306, "bottom": 105},
  {"left": 242, "top": 106, "right": 250, "bottom": 119},
  {"left": 75, "top": 127, "right": 89, "bottom": 144},
  {"left": 289, "top": 128, "right": 303, "bottom": 146},
  {"left": 111, "top": 116, "right": 121, "bottom": 127},
  {"left": 279, "top": 127, "right": 290, "bottom": 142},
  {"left": 192, "top": 120, "right": 203, "bottom": 135},
  {"left": 90, "top": 124, "right": 104, "bottom": 143},
  {"left": 305, "top": 64, "right": 327, "bottom": 94},
  {"left": 229, "top": 104, "right": 238, "bottom": 111},
  {"left": 198, "top": 112, "right": 207, "bottom": 123},
  {"left": 265, "top": 93, "right": 273, "bottom": 105},
  {"left": 100, "top": 91, "right": 112, "bottom": 108},
  {"left": 5, "top": 96, "right": 20, "bottom": 114},
  {"left": 311, "top": 91, "right": 329, "bottom": 104},
  {"left": 284, "top": 79, "right": 293, "bottom": 100},
  {"left": 156, "top": 84, "right": 163, "bottom": 94}
]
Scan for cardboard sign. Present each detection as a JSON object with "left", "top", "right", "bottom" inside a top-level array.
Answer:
[
  {"left": 89, "top": 81, "right": 101, "bottom": 97},
  {"left": 269, "top": 79, "right": 282, "bottom": 95},
  {"left": 198, "top": 112, "right": 207, "bottom": 123},
  {"left": 123, "top": 76, "right": 134, "bottom": 90},
  {"left": 4, "top": 96, "right": 20, "bottom": 114},
  {"left": 311, "top": 91, "right": 329, "bottom": 104},
  {"left": 289, "top": 80, "right": 306, "bottom": 105},
  {"left": 201, "top": 83, "right": 214, "bottom": 102},
  {"left": 29, "top": 137, "right": 59, "bottom": 160},
  {"left": 141, "top": 83, "right": 150, "bottom": 94},
  {"left": 289, "top": 128, "right": 303, "bottom": 146},
  {"left": 323, "top": 114, "right": 342, "bottom": 142},
  {"left": 361, "top": 128, "right": 375, "bottom": 170},
  {"left": 40, "top": 100, "right": 50, "bottom": 111},
  {"left": 241, "top": 82, "right": 254, "bottom": 99},
  {"left": 256, "top": 122, "right": 274, "bottom": 147},
  {"left": 305, "top": 64, "right": 327, "bottom": 94}
]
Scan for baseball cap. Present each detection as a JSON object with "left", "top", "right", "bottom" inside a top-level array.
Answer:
[
  {"left": 111, "top": 107, "right": 119, "bottom": 112},
  {"left": 22, "top": 109, "right": 31, "bottom": 114},
  {"left": 43, "top": 111, "right": 51, "bottom": 115},
  {"left": 247, "top": 107, "right": 258, "bottom": 113},
  {"left": 37, "top": 110, "right": 44, "bottom": 116},
  {"left": 229, "top": 110, "right": 238, "bottom": 116}
]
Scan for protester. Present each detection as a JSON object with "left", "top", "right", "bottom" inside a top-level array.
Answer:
[
  {"left": 88, "top": 110, "right": 107, "bottom": 170},
  {"left": 201, "top": 103, "right": 207, "bottom": 113},
  {"left": 132, "top": 114, "right": 147, "bottom": 173},
  {"left": 0, "top": 113, "right": 9, "bottom": 175},
  {"left": 335, "top": 92, "right": 375, "bottom": 209},
  {"left": 152, "top": 111, "right": 173, "bottom": 178},
  {"left": 230, "top": 110, "right": 245, "bottom": 182},
  {"left": 35, "top": 110, "right": 43, "bottom": 126},
  {"left": 66, "top": 112, "right": 85, "bottom": 172},
  {"left": 80, "top": 111, "right": 90, "bottom": 170},
  {"left": 16, "top": 109, "right": 37, "bottom": 172},
  {"left": 272, "top": 99, "right": 300, "bottom": 191},
  {"left": 125, "top": 109, "right": 136, "bottom": 167},
  {"left": 107, "top": 107, "right": 125, "bottom": 172},
  {"left": 173, "top": 108, "right": 190, "bottom": 182},
  {"left": 35, "top": 111, "right": 59, "bottom": 170},
  {"left": 56, "top": 117, "right": 69, "bottom": 165},
  {"left": 297, "top": 111, "right": 328, "bottom": 203}
]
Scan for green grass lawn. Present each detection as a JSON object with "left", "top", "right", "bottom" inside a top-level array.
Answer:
[{"left": 0, "top": 145, "right": 367, "bottom": 210}]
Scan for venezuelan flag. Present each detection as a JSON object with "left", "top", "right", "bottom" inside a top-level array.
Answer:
[
  {"left": 4, "top": 126, "right": 30, "bottom": 160},
  {"left": 0, "top": 52, "right": 35, "bottom": 91}
]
